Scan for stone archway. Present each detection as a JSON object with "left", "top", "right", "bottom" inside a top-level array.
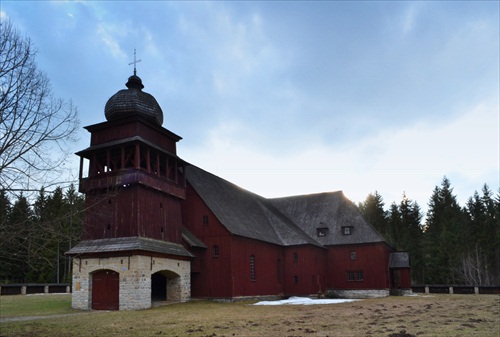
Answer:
[
  {"left": 151, "top": 270, "right": 182, "bottom": 303},
  {"left": 151, "top": 272, "right": 167, "bottom": 301},
  {"left": 92, "top": 269, "right": 119, "bottom": 310}
]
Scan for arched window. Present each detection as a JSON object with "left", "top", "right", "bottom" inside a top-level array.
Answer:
[
  {"left": 277, "top": 259, "right": 282, "bottom": 284},
  {"left": 250, "top": 255, "right": 256, "bottom": 281},
  {"left": 350, "top": 251, "right": 357, "bottom": 260}
]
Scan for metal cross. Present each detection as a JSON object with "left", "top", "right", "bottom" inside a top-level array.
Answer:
[{"left": 128, "top": 49, "right": 142, "bottom": 75}]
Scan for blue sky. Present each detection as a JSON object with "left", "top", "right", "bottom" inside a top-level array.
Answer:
[{"left": 1, "top": 1, "right": 499, "bottom": 214}]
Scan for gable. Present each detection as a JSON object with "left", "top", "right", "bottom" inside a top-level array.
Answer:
[{"left": 269, "top": 192, "right": 387, "bottom": 246}]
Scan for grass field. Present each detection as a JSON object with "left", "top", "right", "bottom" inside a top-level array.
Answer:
[{"left": 0, "top": 294, "right": 498, "bottom": 337}]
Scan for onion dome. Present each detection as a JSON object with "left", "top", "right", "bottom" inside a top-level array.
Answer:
[{"left": 104, "top": 74, "right": 163, "bottom": 126}]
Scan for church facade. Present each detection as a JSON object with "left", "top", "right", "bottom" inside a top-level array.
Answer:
[{"left": 67, "top": 73, "right": 410, "bottom": 310}]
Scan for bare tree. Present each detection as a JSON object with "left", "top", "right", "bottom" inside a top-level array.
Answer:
[{"left": 0, "top": 20, "right": 79, "bottom": 194}]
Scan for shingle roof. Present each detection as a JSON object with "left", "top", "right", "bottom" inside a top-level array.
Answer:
[
  {"left": 389, "top": 252, "right": 410, "bottom": 268},
  {"left": 105, "top": 75, "right": 163, "bottom": 126},
  {"left": 185, "top": 164, "right": 388, "bottom": 248},
  {"left": 182, "top": 227, "right": 207, "bottom": 249},
  {"left": 269, "top": 192, "right": 387, "bottom": 246},
  {"left": 66, "top": 236, "right": 193, "bottom": 257},
  {"left": 185, "top": 165, "right": 323, "bottom": 247}
]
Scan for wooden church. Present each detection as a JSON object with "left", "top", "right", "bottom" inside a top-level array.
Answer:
[{"left": 67, "top": 72, "right": 411, "bottom": 310}]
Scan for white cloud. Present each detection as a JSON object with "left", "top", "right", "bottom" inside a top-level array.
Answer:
[
  {"left": 182, "top": 97, "right": 499, "bottom": 213},
  {"left": 401, "top": 2, "right": 424, "bottom": 35},
  {"left": 96, "top": 23, "right": 127, "bottom": 59}
]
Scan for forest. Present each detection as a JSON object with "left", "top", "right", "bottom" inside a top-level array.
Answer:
[
  {"left": 0, "top": 185, "right": 84, "bottom": 283},
  {"left": 0, "top": 177, "right": 498, "bottom": 286},
  {"left": 358, "top": 177, "right": 499, "bottom": 286}
]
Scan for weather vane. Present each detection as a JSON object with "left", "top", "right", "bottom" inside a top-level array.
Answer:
[{"left": 129, "top": 49, "right": 141, "bottom": 76}]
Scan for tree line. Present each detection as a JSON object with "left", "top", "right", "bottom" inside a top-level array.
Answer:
[
  {"left": 358, "top": 177, "right": 499, "bottom": 286},
  {"left": 0, "top": 185, "right": 84, "bottom": 283}
]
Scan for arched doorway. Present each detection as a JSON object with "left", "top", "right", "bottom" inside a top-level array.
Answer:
[
  {"left": 92, "top": 269, "right": 119, "bottom": 310},
  {"left": 151, "top": 270, "right": 182, "bottom": 303},
  {"left": 152, "top": 272, "right": 167, "bottom": 301}
]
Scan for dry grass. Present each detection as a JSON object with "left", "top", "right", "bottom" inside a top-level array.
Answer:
[{"left": 0, "top": 294, "right": 499, "bottom": 337}]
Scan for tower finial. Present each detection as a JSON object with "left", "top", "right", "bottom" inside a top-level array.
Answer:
[{"left": 128, "top": 48, "right": 142, "bottom": 76}]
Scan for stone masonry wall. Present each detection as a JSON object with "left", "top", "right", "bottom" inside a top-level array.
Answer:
[
  {"left": 327, "top": 289, "right": 390, "bottom": 299},
  {"left": 71, "top": 254, "right": 190, "bottom": 310}
]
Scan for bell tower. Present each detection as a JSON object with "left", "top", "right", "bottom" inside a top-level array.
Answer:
[
  {"left": 77, "top": 73, "right": 186, "bottom": 242},
  {"left": 67, "top": 72, "right": 192, "bottom": 310}
]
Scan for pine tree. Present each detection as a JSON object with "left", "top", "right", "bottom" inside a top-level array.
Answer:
[
  {"left": 358, "top": 191, "right": 389, "bottom": 241},
  {"left": 424, "top": 177, "right": 465, "bottom": 284},
  {"left": 463, "top": 185, "right": 500, "bottom": 285},
  {"left": 387, "top": 202, "right": 402, "bottom": 249},
  {"left": 3, "top": 194, "right": 33, "bottom": 282},
  {"left": 401, "top": 196, "right": 424, "bottom": 284},
  {"left": 0, "top": 190, "right": 12, "bottom": 282},
  {"left": 62, "top": 184, "right": 84, "bottom": 282}
]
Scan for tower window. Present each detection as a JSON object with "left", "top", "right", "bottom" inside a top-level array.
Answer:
[
  {"left": 203, "top": 215, "right": 209, "bottom": 225},
  {"left": 293, "top": 252, "right": 298, "bottom": 263},
  {"left": 213, "top": 245, "right": 219, "bottom": 257}
]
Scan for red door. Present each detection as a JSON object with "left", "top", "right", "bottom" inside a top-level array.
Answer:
[{"left": 92, "top": 270, "right": 119, "bottom": 310}]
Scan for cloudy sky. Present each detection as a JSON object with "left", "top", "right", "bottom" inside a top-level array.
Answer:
[{"left": 2, "top": 1, "right": 499, "bottom": 214}]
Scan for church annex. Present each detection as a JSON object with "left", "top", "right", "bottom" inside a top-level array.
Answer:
[{"left": 66, "top": 73, "right": 410, "bottom": 310}]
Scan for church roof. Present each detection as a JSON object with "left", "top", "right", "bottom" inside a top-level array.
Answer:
[
  {"left": 269, "top": 192, "right": 387, "bottom": 246},
  {"left": 185, "top": 165, "right": 323, "bottom": 247},
  {"left": 185, "top": 164, "right": 387, "bottom": 248},
  {"left": 104, "top": 75, "right": 164, "bottom": 126},
  {"left": 66, "top": 236, "right": 193, "bottom": 257}
]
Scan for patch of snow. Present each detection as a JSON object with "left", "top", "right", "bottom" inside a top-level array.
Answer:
[{"left": 253, "top": 296, "right": 359, "bottom": 306}]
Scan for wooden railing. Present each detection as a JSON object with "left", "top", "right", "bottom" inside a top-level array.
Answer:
[
  {"left": 0, "top": 284, "right": 70, "bottom": 295},
  {"left": 411, "top": 285, "right": 499, "bottom": 295}
]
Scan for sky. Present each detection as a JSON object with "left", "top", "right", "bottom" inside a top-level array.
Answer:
[{"left": 1, "top": 1, "right": 499, "bottom": 215}]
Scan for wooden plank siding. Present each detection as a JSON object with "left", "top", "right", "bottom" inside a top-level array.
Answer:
[
  {"left": 283, "top": 246, "right": 327, "bottom": 296},
  {"left": 230, "top": 236, "right": 284, "bottom": 297},
  {"left": 327, "top": 243, "right": 392, "bottom": 290},
  {"left": 182, "top": 182, "right": 233, "bottom": 297},
  {"left": 83, "top": 185, "right": 183, "bottom": 244},
  {"left": 86, "top": 117, "right": 180, "bottom": 154}
]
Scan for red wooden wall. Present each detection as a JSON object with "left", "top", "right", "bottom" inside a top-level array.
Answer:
[
  {"left": 87, "top": 118, "right": 179, "bottom": 154},
  {"left": 327, "top": 243, "right": 392, "bottom": 290},
  {"left": 183, "top": 182, "right": 330, "bottom": 298},
  {"left": 282, "top": 246, "right": 327, "bottom": 296},
  {"left": 84, "top": 185, "right": 183, "bottom": 243}
]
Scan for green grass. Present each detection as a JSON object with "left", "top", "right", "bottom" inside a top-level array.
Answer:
[
  {"left": 0, "top": 294, "right": 499, "bottom": 337},
  {"left": 0, "top": 294, "right": 74, "bottom": 318}
]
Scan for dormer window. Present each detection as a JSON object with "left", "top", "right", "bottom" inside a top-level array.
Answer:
[
  {"left": 342, "top": 226, "right": 353, "bottom": 235},
  {"left": 316, "top": 227, "right": 329, "bottom": 237}
]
